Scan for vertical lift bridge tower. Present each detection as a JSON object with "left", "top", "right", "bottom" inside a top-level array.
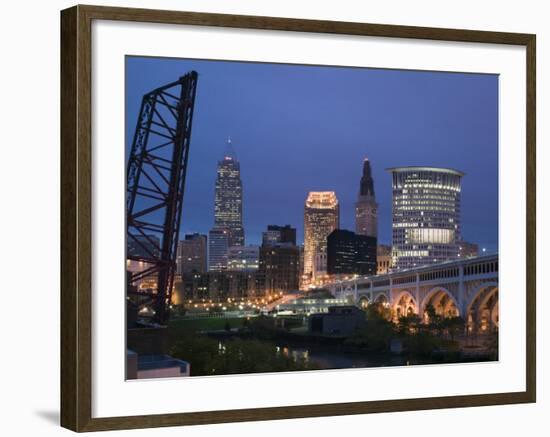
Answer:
[{"left": 126, "top": 71, "right": 198, "bottom": 324}]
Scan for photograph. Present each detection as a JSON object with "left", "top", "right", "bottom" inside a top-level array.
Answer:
[{"left": 125, "top": 56, "right": 499, "bottom": 379}]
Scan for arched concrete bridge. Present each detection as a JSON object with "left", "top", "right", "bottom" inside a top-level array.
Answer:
[{"left": 326, "top": 254, "right": 498, "bottom": 333}]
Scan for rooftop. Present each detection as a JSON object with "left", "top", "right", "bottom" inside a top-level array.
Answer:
[{"left": 385, "top": 166, "right": 465, "bottom": 177}]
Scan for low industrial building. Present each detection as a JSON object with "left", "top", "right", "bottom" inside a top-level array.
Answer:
[
  {"left": 308, "top": 306, "right": 366, "bottom": 336},
  {"left": 276, "top": 297, "right": 349, "bottom": 315},
  {"left": 127, "top": 350, "right": 190, "bottom": 379}
]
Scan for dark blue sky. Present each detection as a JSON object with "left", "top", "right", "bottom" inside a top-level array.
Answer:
[{"left": 126, "top": 57, "right": 498, "bottom": 251}]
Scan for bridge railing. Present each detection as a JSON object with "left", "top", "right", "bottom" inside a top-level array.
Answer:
[{"left": 328, "top": 254, "right": 498, "bottom": 293}]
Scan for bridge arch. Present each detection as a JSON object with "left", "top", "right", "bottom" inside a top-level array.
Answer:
[
  {"left": 421, "top": 286, "right": 460, "bottom": 320},
  {"left": 466, "top": 282, "right": 499, "bottom": 333},
  {"left": 357, "top": 295, "right": 370, "bottom": 309},
  {"left": 392, "top": 290, "right": 417, "bottom": 319},
  {"left": 373, "top": 293, "right": 389, "bottom": 305}
]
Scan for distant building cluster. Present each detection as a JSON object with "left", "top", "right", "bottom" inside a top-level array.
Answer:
[
  {"left": 128, "top": 138, "right": 483, "bottom": 302},
  {"left": 174, "top": 139, "right": 303, "bottom": 301}
]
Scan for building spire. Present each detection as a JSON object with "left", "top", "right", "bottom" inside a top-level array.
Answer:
[
  {"left": 223, "top": 136, "right": 237, "bottom": 160},
  {"left": 359, "top": 158, "right": 375, "bottom": 198},
  {"left": 355, "top": 158, "right": 378, "bottom": 238}
]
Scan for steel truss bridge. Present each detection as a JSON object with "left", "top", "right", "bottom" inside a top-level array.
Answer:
[{"left": 326, "top": 254, "right": 499, "bottom": 333}]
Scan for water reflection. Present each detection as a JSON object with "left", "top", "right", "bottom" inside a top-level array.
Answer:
[{"left": 219, "top": 339, "right": 411, "bottom": 370}]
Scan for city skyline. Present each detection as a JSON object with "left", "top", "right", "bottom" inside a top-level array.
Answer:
[
  {"left": 125, "top": 56, "right": 501, "bottom": 379},
  {"left": 126, "top": 57, "right": 499, "bottom": 251}
]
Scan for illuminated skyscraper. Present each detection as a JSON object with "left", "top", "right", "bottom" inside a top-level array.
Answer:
[
  {"left": 303, "top": 192, "right": 340, "bottom": 279},
  {"left": 387, "top": 167, "right": 463, "bottom": 269},
  {"left": 355, "top": 158, "right": 378, "bottom": 239},
  {"left": 214, "top": 138, "right": 244, "bottom": 246}
]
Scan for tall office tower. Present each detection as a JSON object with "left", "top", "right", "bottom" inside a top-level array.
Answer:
[
  {"left": 327, "top": 229, "right": 377, "bottom": 276},
  {"left": 298, "top": 245, "right": 304, "bottom": 280},
  {"left": 176, "top": 233, "right": 207, "bottom": 275},
  {"left": 303, "top": 192, "right": 340, "bottom": 279},
  {"left": 208, "top": 227, "right": 230, "bottom": 271},
  {"left": 387, "top": 167, "right": 463, "bottom": 270},
  {"left": 355, "top": 158, "right": 378, "bottom": 238},
  {"left": 214, "top": 138, "right": 244, "bottom": 246}
]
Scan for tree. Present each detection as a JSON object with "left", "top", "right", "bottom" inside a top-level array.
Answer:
[
  {"left": 424, "top": 304, "right": 444, "bottom": 336},
  {"left": 347, "top": 303, "right": 395, "bottom": 352},
  {"left": 397, "top": 315, "right": 421, "bottom": 336},
  {"left": 366, "top": 302, "right": 391, "bottom": 321},
  {"left": 442, "top": 316, "right": 465, "bottom": 341}
]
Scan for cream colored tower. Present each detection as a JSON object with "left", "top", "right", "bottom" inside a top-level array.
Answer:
[{"left": 303, "top": 192, "right": 340, "bottom": 280}]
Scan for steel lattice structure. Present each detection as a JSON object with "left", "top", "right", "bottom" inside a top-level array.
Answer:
[{"left": 126, "top": 71, "right": 198, "bottom": 324}]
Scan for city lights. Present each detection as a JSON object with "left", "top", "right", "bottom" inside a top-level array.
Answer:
[{"left": 123, "top": 59, "right": 500, "bottom": 385}]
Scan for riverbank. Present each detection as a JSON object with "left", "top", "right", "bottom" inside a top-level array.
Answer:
[{"left": 160, "top": 313, "right": 497, "bottom": 376}]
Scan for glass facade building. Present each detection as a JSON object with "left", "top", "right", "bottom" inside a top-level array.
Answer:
[
  {"left": 208, "top": 227, "right": 230, "bottom": 271},
  {"left": 327, "top": 229, "right": 377, "bottom": 276},
  {"left": 387, "top": 167, "right": 463, "bottom": 270}
]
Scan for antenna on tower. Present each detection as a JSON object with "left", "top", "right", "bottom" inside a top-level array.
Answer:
[{"left": 224, "top": 136, "right": 236, "bottom": 160}]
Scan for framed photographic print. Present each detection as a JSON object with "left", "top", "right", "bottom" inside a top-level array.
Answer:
[{"left": 60, "top": 4, "right": 536, "bottom": 432}]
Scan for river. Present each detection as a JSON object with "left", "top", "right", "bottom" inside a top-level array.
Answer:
[
  {"left": 214, "top": 337, "right": 414, "bottom": 370},
  {"left": 273, "top": 342, "right": 413, "bottom": 369}
]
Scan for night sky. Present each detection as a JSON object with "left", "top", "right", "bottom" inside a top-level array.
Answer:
[{"left": 126, "top": 56, "right": 499, "bottom": 252}]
